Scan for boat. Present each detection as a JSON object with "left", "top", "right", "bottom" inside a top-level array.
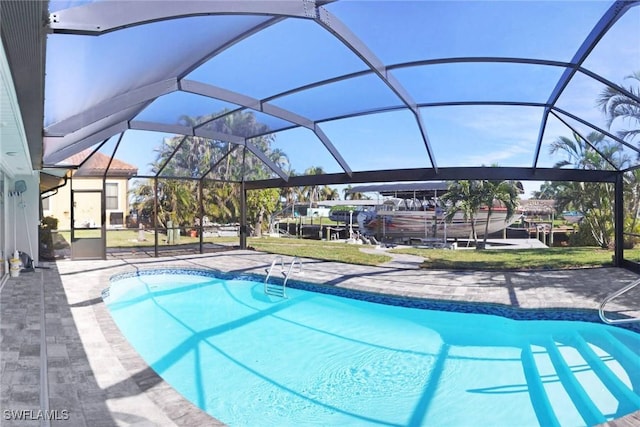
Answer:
[
  {"left": 356, "top": 197, "right": 519, "bottom": 241},
  {"left": 345, "top": 182, "right": 521, "bottom": 242},
  {"left": 562, "top": 211, "right": 584, "bottom": 224}
]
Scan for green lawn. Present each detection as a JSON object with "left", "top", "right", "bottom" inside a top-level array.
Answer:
[
  {"left": 53, "top": 229, "right": 239, "bottom": 248},
  {"left": 51, "top": 229, "right": 639, "bottom": 270},
  {"left": 249, "top": 238, "right": 636, "bottom": 270},
  {"left": 247, "top": 238, "right": 391, "bottom": 266},
  {"left": 392, "top": 247, "right": 616, "bottom": 270}
]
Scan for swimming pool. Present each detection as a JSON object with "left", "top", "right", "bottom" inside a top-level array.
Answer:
[{"left": 104, "top": 269, "right": 640, "bottom": 426}]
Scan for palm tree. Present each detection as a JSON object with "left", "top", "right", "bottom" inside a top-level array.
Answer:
[
  {"left": 321, "top": 186, "right": 340, "bottom": 201},
  {"left": 476, "top": 179, "right": 520, "bottom": 248},
  {"left": 531, "top": 181, "right": 557, "bottom": 200},
  {"left": 441, "top": 179, "right": 519, "bottom": 248},
  {"left": 548, "top": 131, "right": 630, "bottom": 248},
  {"left": 202, "top": 181, "right": 237, "bottom": 223},
  {"left": 130, "top": 177, "right": 198, "bottom": 230},
  {"left": 269, "top": 148, "right": 290, "bottom": 173},
  {"left": 135, "top": 110, "right": 286, "bottom": 231},
  {"left": 302, "top": 166, "right": 325, "bottom": 206},
  {"left": 440, "top": 180, "right": 484, "bottom": 245},
  {"left": 624, "top": 169, "right": 640, "bottom": 236},
  {"left": 549, "top": 132, "right": 607, "bottom": 169},
  {"left": 343, "top": 184, "right": 370, "bottom": 200},
  {"left": 597, "top": 71, "right": 640, "bottom": 146},
  {"left": 597, "top": 72, "right": 640, "bottom": 247}
]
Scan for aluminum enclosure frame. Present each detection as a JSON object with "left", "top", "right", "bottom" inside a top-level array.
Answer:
[{"left": 4, "top": 0, "right": 639, "bottom": 267}]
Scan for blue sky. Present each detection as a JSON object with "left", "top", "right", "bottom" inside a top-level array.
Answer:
[{"left": 45, "top": 1, "right": 640, "bottom": 199}]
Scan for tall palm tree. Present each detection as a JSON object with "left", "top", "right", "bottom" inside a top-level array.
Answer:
[
  {"left": 597, "top": 71, "right": 640, "bottom": 146},
  {"left": 136, "top": 110, "right": 285, "bottom": 230},
  {"left": 302, "top": 166, "right": 325, "bottom": 206},
  {"left": 597, "top": 72, "right": 640, "bottom": 246}
]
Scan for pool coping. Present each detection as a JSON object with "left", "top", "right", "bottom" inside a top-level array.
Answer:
[
  {"left": 87, "top": 264, "right": 224, "bottom": 427},
  {"left": 52, "top": 250, "right": 640, "bottom": 426}
]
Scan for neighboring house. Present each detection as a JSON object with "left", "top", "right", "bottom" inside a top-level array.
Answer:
[{"left": 42, "top": 151, "right": 138, "bottom": 230}]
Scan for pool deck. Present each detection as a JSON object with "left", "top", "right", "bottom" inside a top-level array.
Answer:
[{"left": 1, "top": 249, "right": 640, "bottom": 426}]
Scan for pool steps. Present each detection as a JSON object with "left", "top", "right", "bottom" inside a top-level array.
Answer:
[
  {"left": 521, "top": 345, "right": 561, "bottom": 426},
  {"left": 264, "top": 256, "right": 302, "bottom": 298},
  {"left": 570, "top": 333, "right": 640, "bottom": 413},
  {"left": 544, "top": 336, "right": 607, "bottom": 425},
  {"left": 526, "top": 331, "right": 640, "bottom": 425}
]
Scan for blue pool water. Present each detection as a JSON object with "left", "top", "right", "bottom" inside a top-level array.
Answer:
[{"left": 104, "top": 269, "right": 640, "bottom": 427}]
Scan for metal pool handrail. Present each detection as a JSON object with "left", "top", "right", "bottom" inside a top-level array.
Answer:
[
  {"left": 264, "top": 256, "right": 302, "bottom": 298},
  {"left": 264, "top": 256, "right": 285, "bottom": 292},
  {"left": 599, "top": 278, "right": 640, "bottom": 324},
  {"left": 282, "top": 257, "right": 302, "bottom": 289}
]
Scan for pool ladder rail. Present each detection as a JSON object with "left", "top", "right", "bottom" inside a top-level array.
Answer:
[
  {"left": 599, "top": 277, "right": 640, "bottom": 324},
  {"left": 264, "top": 256, "right": 302, "bottom": 298}
]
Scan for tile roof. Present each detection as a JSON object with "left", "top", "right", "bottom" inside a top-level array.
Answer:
[{"left": 62, "top": 150, "right": 138, "bottom": 178}]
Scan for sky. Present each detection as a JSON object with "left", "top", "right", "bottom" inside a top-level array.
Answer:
[{"left": 43, "top": 1, "right": 640, "bottom": 200}]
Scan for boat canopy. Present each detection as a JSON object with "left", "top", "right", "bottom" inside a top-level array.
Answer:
[{"left": 348, "top": 182, "right": 449, "bottom": 199}]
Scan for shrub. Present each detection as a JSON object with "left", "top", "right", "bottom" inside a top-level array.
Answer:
[
  {"left": 623, "top": 237, "right": 636, "bottom": 249},
  {"left": 41, "top": 216, "right": 59, "bottom": 230},
  {"left": 568, "top": 224, "right": 599, "bottom": 247}
]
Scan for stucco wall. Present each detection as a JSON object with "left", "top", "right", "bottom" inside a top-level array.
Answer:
[{"left": 43, "top": 177, "right": 130, "bottom": 230}]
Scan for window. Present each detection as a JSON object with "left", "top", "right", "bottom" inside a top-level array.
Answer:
[
  {"left": 105, "top": 183, "right": 118, "bottom": 210},
  {"left": 42, "top": 196, "right": 50, "bottom": 211}
]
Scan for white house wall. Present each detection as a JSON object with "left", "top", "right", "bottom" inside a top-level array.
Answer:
[{"left": 1, "top": 40, "right": 39, "bottom": 269}]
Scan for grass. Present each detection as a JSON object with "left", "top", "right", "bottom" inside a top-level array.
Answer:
[
  {"left": 53, "top": 230, "right": 390, "bottom": 266},
  {"left": 392, "top": 247, "right": 616, "bottom": 270},
  {"left": 251, "top": 239, "right": 637, "bottom": 270},
  {"left": 247, "top": 237, "right": 392, "bottom": 266},
  {"left": 52, "top": 229, "right": 640, "bottom": 270},
  {"left": 53, "top": 230, "right": 239, "bottom": 248}
]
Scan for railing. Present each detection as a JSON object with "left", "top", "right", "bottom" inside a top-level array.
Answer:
[
  {"left": 283, "top": 257, "right": 302, "bottom": 289},
  {"left": 264, "top": 256, "right": 302, "bottom": 298},
  {"left": 598, "top": 278, "right": 640, "bottom": 324},
  {"left": 264, "top": 256, "right": 284, "bottom": 288}
]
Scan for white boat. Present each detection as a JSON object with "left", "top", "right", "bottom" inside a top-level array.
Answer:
[
  {"left": 562, "top": 211, "right": 584, "bottom": 224},
  {"left": 357, "top": 197, "right": 519, "bottom": 241}
]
